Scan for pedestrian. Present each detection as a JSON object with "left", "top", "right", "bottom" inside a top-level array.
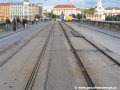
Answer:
[
  {"left": 17, "top": 17, "right": 20, "bottom": 29},
  {"left": 34, "top": 18, "right": 36, "bottom": 24},
  {"left": 6, "top": 17, "right": 11, "bottom": 31},
  {"left": 22, "top": 18, "right": 25, "bottom": 29},
  {"left": 24, "top": 17, "right": 28, "bottom": 29},
  {"left": 1, "top": 19, "right": 4, "bottom": 23},
  {"left": 36, "top": 18, "right": 38, "bottom": 23},
  {"left": 32, "top": 18, "right": 34, "bottom": 25},
  {"left": 13, "top": 18, "right": 16, "bottom": 31}
]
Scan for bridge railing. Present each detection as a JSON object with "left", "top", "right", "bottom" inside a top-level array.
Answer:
[
  {"left": 0, "top": 21, "right": 41, "bottom": 32},
  {"left": 73, "top": 20, "right": 120, "bottom": 31}
]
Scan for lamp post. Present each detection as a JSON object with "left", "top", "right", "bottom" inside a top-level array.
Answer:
[{"left": 81, "top": 0, "right": 85, "bottom": 23}]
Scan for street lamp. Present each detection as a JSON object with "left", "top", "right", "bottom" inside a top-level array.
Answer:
[{"left": 81, "top": 0, "right": 85, "bottom": 23}]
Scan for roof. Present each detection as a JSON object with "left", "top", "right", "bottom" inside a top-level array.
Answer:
[
  {"left": 76, "top": 8, "right": 81, "bottom": 11},
  {"left": 106, "top": 12, "right": 120, "bottom": 14},
  {"left": 10, "top": 2, "right": 23, "bottom": 5},
  {"left": 43, "top": 10, "right": 47, "bottom": 13},
  {"left": 0, "top": 3, "right": 10, "bottom": 5},
  {"left": 105, "top": 7, "right": 120, "bottom": 10},
  {"left": 54, "top": 5, "right": 76, "bottom": 8}
]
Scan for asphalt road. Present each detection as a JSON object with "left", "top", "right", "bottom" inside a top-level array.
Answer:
[{"left": 0, "top": 21, "right": 119, "bottom": 90}]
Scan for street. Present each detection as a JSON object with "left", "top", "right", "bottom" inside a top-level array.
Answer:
[{"left": 0, "top": 21, "right": 119, "bottom": 90}]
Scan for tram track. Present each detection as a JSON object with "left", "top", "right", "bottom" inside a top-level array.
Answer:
[
  {"left": 25, "top": 23, "right": 54, "bottom": 90},
  {"left": 59, "top": 22, "right": 96, "bottom": 89},
  {"left": 64, "top": 22, "right": 120, "bottom": 67},
  {"left": 0, "top": 23, "right": 51, "bottom": 67}
]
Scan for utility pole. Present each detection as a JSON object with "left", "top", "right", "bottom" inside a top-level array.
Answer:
[{"left": 81, "top": 0, "right": 85, "bottom": 23}]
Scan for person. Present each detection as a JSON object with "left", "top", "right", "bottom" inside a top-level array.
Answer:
[
  {"left": 13, "top": 18, "right": 16, "bottom": 31},
  {"left": 36, "top": 18, "right": 38, "bottom": 23},
  {"left": 22, "top": 17, "right": 28, "bottom": 29},
  {"left": 32, "top": 18, "right": 34, "bottom": 25},
  {"left": 22, "top": 18, "right": 25, "bottom": 29},
  {"left": 1, "top": 19, "right": 4, "bottom": 23},
  {"left": 6, "top": 17, "right": 11, "bottom": 31},
  {"left": 24, "top": 18, "right": 28, "bottom": 29},
  {"left": 17, "top": 17, "right": 20, "bottom": 28}
]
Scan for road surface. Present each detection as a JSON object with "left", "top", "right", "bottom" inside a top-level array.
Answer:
[{"left": 0, "top": 21, "right": 119, "bottom": 90}]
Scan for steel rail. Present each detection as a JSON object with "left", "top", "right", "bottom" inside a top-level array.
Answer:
[
  {"left": 64, "top": 22, "right": 120, "bottom": 67},
  {"left": 0, "top": 23, "right": 51, "bottom": 67},
  {"left": 59, "top": 22, "right": 96, "bottom": 89},
  {"left": 25, "top": 23, "right": 54, "bottom": 90}
]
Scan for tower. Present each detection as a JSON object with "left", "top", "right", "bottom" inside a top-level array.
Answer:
[
  {"left": 24, "top": 0, "right": 29, "bottom": 2},
  {"left": 94, "top": 0, "right": 105, "bottom": 15},
  {"left": 98, "top": 0, "right": 102, "bottom": 7}
]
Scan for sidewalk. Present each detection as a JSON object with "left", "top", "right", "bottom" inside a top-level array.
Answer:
[
  {"left": 0, "top": 23, "right": 41, "bottom": 39},
  {"left": 72, "top": 22, "right": 120, "bottom": 39}
]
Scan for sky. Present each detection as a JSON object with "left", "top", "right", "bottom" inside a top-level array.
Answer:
[{"left": 0, "top": 0, "right": 120, "bottom": 10}]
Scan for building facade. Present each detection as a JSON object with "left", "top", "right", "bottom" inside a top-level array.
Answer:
[
  {"left": 0, "top": 1, "right": 42, "bottom": 22},
  {"left": 105, "top": 7, "right": 120, "bottom": 16},
  {"left": 32, "top": 3, "right": 42, "bottom": 18},
  {"left": 52, "top": 5, "right": 81, "bottom": 16},
  {"left": 94, "top": 0, "right": 105, "bottom": 15},
  {"left": 10, "top": 2, "right": 23, "bottom": 21},
  {"left": 86, "top": 0, "right": 105, "bottom": 21},
  {"left": 0, "top": 3, "right": 10, "bottom": 21},
  {"left": 76, "top": 8, "right": 81, "bottom": 14},
  {"left": 10, "top": 0, "right": 33, "bottom": 21},
  {"left": 23, "top": 0, "right": 33, "bottom": 20}
]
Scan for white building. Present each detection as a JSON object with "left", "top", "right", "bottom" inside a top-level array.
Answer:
[
  {"left": 94, "top": 0, "right": 105, "bottom": 15},
  {"left": 52, "top": 5, "right": 81, "bottom": 16},
  {"left": 23, "top": 0, "right": 33, "bottom": 20},
  {"left": 86, "top": 0, "right": 105, "bottom": 21},
  {"left": 10, "top": 2, "right": 23, "bottom": 20},
  {"left": 105, "top": 7, "right": 120, "bottom": 16},
  {"left": 10, "top": 0, "right": 33, "bottom": 21}
]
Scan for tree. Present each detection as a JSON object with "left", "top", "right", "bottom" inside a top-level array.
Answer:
[
  {"left": 84, "top": 8, "right": 94, "bottom": 14},
  {"left": 76, "top": 13, "right": 82, "bottom": 20},
  {"left": 35, "top": 14, "right": 40, "bottom": 19},
  {"left": 71, "top": 14, "right": 76, "bottom": 18},
  {"left": 117, "top": 14, "right": 120, "bottom": 21}
]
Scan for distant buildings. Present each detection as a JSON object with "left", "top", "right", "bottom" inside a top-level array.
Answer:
[
  {"left": 0, "top": 0, "right": 43, "bottom": 21},
  {"left": 0, "top": 3, "right": 10, "bottom": 21},
  {"left": 52, "top": 5, "right": 81, "bottom": 16},
  {"left": 105, "top": 7, "right": 120, "bottom": 16},
  {"left": 43, "top": 10, "right": 47, "bottom": 14},
  {"left": 32, "top": 3, "right": 42, "bottom": 18},
  {"left": 10, "top": 0, "right": 33, "bottom": 21}
]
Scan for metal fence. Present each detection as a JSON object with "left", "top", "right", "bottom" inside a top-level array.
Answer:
[{"left": 73, "top": 20, "right": 120, "bottom": 31}]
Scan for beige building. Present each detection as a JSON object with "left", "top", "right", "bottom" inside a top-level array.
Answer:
[
  {"left": 32, "top": 3, "right": 42, "bottom": 18},
  {"left": 105, "top": 7, "right": 120, "bottom": 15},
  {"left": 52, "top": 5, "right": 81, "bottom": 16},
  {"left": 32, "top": 4, "right": 39, "bottom": 18}
]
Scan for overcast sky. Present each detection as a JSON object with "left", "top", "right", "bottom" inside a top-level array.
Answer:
[{"left": 0, "top": 0, "right": 120, "bottom": 10}]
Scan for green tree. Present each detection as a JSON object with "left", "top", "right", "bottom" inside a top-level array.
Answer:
[
  {"left": 84, "top": 8, "right": 94, "bottom": 14},
  {"left": 76, "top": 13, "right": 82, "bottom": 20},
  {"left": 35, "top": 14, "right": 40, "bottom": 19},
  {"left": 71, "top": 14, "right": 76, "bottom": 18},
  {"left": 106, "top": 15, "right": 113, "bottom": 21}
]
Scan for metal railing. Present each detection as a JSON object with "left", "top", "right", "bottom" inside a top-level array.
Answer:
[
  {"left": 0, "top": 20, "right": 41, "bottom": 32},
  {"left": 73, "top": 20, "right": 120, "bottom": 31}
]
